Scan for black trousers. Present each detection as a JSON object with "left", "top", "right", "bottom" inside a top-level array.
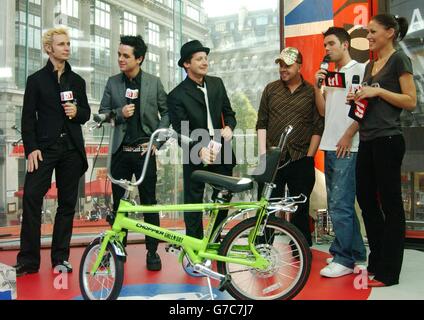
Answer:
[
  {"left": 356, "top": 135, "right": 405, "bottom": 285},
  {"left": 258, "top": 156, "right": 316, "bottom": 246},
  {"left": 111, "top": 150, "right": 159, "bottom": 252},
  {"left": 183, "top": 163, "right": 234, "bottom": 240},
  {"left": 17, "top": 138, "right": 84, "bottom": 269}
]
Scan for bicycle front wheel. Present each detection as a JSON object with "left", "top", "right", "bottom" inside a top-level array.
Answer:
[
  {"left": 217, "top": 217, "right": 311, "bottom": 300},
  {"left": 79, "top": 237, "right": 124, "bottom": 300}
]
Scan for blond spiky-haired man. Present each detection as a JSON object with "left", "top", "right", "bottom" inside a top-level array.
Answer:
[{"left": 15, "top": 27, "right": 91, "bottom": 276}]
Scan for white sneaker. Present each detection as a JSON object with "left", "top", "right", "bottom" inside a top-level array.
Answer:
[
  {"left": 320, "top": 262, "right": 353, "bottom": 278},
  {"left": 326, "top": 257, "right": 367, "bottom": 267}
]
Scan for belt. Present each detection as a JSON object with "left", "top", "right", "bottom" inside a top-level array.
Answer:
[{"left": 122, "top": 144, "right": 145, "bottom": 152}]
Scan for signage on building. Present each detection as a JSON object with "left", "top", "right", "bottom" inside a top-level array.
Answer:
[{"left": 10, "top": 144, "right": 109, "bottom": 158}]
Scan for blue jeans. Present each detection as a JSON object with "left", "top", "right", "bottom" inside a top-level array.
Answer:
[{"left": 325, "top": 151, "right": 366, "bottom": 268}]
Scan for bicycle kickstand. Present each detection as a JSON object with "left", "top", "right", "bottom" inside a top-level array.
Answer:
[
  {"left": 206, "top": 276, "right": 215, "bottom": 300},
  {"left": 193, "top": 260, "right": 231, "bottom": 300}
]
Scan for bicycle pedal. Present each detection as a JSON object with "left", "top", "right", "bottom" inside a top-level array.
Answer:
[{"left": 218, "top": 274, "right": 231, "bottom": 292}]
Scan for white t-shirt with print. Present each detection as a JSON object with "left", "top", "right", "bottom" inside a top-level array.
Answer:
[{"left": 319, "top": 60, "right": 366, "bottom": 152}]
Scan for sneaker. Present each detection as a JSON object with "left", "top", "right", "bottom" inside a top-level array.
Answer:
[
  {"left": 320, "top": 262, "right": 353, "bottom": 278},
  {"left": 52, "top": 260, "right": 73, "bottom": 273},
  {"left": 146, "top": 252, "right": 162, "bottom": 271},
  {"left": 14, "top": 263, "right": 39, "bottom": 277},
  {"left": 326, "top": 257, "right": 368, "bottom": 268}
]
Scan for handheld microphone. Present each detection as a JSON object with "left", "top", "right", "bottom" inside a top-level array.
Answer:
[
  {"left": 60, "top": 90, "right": 74, "bottom": 119},
  {"left": 350, "top": 75, "right": 361, "bottom": 93},
  {"left": 317, "top": 55, "right": 331, "bottom": 89},
  {"left": 348, "top": 75, "right": 368, "bottom": 122},
  {"left": 93, "top": 111, "right": 116, "bottom": 125},
  {"left": 125, "top": 88, "right": 139, "bottom": 104}
]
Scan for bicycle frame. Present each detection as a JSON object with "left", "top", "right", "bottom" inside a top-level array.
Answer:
[
  {"left": 87, "top": 124, "right": 302, "bottom": 275},
  {"left": 80, "top": 121, "right": 314, "bottom": 300},
  {"left": 90, "top": 196, "right": 275, "bottom": 275}
]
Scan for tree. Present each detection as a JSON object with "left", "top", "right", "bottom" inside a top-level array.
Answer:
[{"left": 230, "top": 91, "right": 257, "bottom": 130}]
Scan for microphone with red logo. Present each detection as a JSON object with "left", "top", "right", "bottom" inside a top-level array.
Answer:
[
  {"left": 125, "top": 88, "right": 138, "bottom": 104},
  {"left": 60, "top": 89, "right": 75, "bottom": 120},
  {"left": 125, "top": 88, "right": 138, "bottom": 118},
  {"left": 317, "top": 55, "right": 331, "bottom": 89},
  {"left": 348, "top": 75, "right": 368, "bottom": 122}
]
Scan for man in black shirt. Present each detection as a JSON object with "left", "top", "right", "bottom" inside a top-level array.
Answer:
[
  {"left": 15, "top": 27, "right": 91, "bottom": 276},
  {"left": 99, "top": 35, "right": 168, "bottom": 271}
]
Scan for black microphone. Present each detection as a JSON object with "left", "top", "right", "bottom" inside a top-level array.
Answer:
[
  {"left": 60, "top": 84, "right": 75, "bottom": 120},
  {"left": 317, "top": 55, "right": 331, "bottom": 89},
  {"left": 351, "top": 75, "right": 361, "bottom": 92},
  {"left": 125, "top": 88, "right": 138, "bottom": 104},
  {"left": 93, "top": 111, "right": 116, "bottom": 124}
]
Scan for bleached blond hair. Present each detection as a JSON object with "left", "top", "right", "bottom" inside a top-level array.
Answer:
[{"left": 42, "top": 27, "right": 69, "bottom": 53}]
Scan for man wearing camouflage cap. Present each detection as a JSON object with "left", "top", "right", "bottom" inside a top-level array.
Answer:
[{"left": 256, "top": 47, "right": 324, "bottom": 246}]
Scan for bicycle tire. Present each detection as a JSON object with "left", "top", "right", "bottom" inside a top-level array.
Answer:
[
  {"left": 79, "top": 237, "right": 124, "bottom": 300},
  {"left": 217, "top": 217, "right": 311, "bottom": 300}
]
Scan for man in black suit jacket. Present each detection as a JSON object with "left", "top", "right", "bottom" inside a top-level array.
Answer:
[
  {"left": 15, "top": 28, "right": 90, "bottom": 276},
  {"left": 168, "top": 40, "right": 236, "bottom": 239}
]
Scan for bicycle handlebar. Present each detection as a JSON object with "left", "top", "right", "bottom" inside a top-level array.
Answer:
[{"left": 91, "top": 113, "right": 191, "bottom": 191}]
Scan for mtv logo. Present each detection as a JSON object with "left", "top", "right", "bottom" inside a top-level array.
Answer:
[
  {"left": 60, "top": 91, "right": 74, "bottom": 102},
  {"left": 0, "top": 262, "right": 17, "bottom": 300},
  {"left": 125, "top": 89, "right": 139, "bottom": 100}
]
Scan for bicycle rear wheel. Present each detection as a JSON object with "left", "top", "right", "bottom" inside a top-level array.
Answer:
[
  {"left": 79, "top": 237, "right": 124, "bottom": 300},
  {"left": 217, "top": 217, "right": 311, "bottom": 300}
]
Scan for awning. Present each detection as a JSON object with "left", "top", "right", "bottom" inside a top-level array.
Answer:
[{"left": 85, "top": 179, "right": 112, "bottom": 196}]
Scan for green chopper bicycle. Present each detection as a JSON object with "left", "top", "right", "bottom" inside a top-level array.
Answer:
[{"left": 79, "top": 122, "right": 311, "bottom": 300}]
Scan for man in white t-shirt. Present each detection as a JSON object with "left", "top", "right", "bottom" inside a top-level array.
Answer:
[{"left": 314, "top": 27, "right": 367, "bottom": 278}]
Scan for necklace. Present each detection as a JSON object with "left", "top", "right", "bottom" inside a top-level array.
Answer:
[{"left": 373, "top": 50, "right": 395, "bottom": 74}]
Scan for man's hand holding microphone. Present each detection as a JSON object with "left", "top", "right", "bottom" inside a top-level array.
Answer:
[
  {"left": 122, "top": 104, "right": 135, "bottom": 118},
  {"left": 122, "top": 88, "right": 138, "bottom": 118}
]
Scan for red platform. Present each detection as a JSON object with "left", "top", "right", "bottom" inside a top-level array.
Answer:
[{"left": 0, "top": 245, "right": 371, "bottom": 300}]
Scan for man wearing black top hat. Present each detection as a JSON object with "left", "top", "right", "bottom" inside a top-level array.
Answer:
[{"left": 168, "top": 40, "right": 237, "bottom": 239}]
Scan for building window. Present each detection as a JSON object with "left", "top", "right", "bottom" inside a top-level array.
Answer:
[
  {"left": 147, "top": 21, "right": 160, "bottom": 46},
  {"left": 91, "top": 70, "right": 110, "bottom": 100},
  {"left": 216, "top": 23, "right": 225, "bottom": 32},
  {"left": 91, "top": 35, "right": 110, "bottom": 66},
  {"left": 256, "top": 16, "right": 268, "bottom": 26},
  {"left": 186, "top": 6, "right": 200, "bottom": 22},
  {"left": 15, "top": 11, "right": 41, "bottom": 50},
  {"left": 122, "top": 12, "right": 137, "bottom": 36},
  {"left": 68, "top": 27, "right": 80, "bottom": 59},
  {"left": 146, "top": 52, "right": 160, "bottom": 77},
  {"left": 29, "top": 0, "right": 41, "bottom": 4},
  {"left": 60, "top": 0, "right": 79, "bottom": 18},
  {"left": 92, "top": 0, "right": 110, "bottom": 29},
  {"left": 166, "top": 30, "right": 173, "bottom": 52}
]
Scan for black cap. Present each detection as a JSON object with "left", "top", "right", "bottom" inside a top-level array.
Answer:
[{"left": 178, "top": 40, "right": 210, "bottom": 68}]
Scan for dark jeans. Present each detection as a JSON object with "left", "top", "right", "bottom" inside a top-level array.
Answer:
[
  {"left": 258, "top": 156, "right": 316, "bottom": 246},
  {"left": 183, "top": 163, "right": 234, "bottom": 240},
  {"left": 17, "top": 138, "right": 84, "bottom": 268},
  {"left": 111, "top": 150, "right": 159, "bottom": 253},
  {"left": 356, "top": 135, "right": 406, "bottom": 285}
]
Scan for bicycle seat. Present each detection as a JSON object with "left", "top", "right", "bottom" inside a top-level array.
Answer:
[{"left": 191, "top": 170, "right": 253, "bottom": 193}]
